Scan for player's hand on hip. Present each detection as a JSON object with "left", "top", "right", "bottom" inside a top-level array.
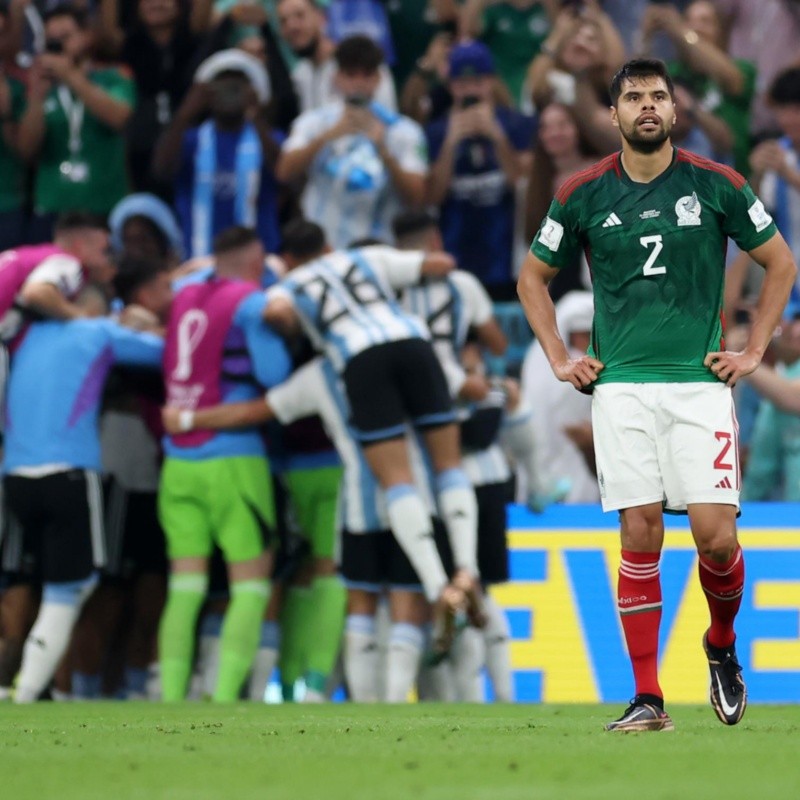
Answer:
[
  {"left": 704, "top": 349, "right": 762, "bottom": 386},
  {"left": 552, "top": 356, "right": 604, "bottom": 390}
]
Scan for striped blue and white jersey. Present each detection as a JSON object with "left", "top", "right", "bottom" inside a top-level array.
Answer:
[
  {"left": 401, "top": 269, "right": 494, "bottom": 396},
  {"left": 269, "top": 246, "right": 430, "bottom": 371},
  {"left": 267, "top": 357, "right": 434, "bottom": 533},
  {"left": 283, "top": 100, "right": 428, "bottom": 248}
]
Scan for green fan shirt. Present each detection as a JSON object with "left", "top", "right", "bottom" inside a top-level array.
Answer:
[
  {"left": 530, "top": 148, "right": 778, "bottom": 385},
  {"left": 34, "top": 66, "right": 135, "bottom": 215},
  {"left": 669, "top": 59, "right": 756, "bottom": 176},
  {"left": 481, "top": 2, "right": 550, "bottom": 107}
]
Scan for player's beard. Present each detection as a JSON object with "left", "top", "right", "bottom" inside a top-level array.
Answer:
[{"left": 620, "top": 119, "right": 672, "bottom": 154}]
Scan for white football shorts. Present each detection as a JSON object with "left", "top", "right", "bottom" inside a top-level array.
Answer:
[{"left": 592, "top": 382, "right": 740, "bottom": 513}]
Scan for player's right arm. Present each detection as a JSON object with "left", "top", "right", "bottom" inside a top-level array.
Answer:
[
  {"left": 517, "top": 250, "right": 602, "bottom": 390},
  {"left": 162, "top": 359, "right": 325, "bottom": 434},
  {"left": 163, "top": 397, "right": 275, "bottom": 435}
]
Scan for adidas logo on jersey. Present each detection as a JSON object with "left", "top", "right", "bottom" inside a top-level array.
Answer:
[
  {"left": 602, "top": 212, "right": 622, "bottom": 227},
  {"left": 715, "top": 476, "right": 733, "bottom": 489}
]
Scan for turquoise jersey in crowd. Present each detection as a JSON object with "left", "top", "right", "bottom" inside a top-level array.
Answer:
[{"left": 742, "top": 360, "right": 800, "bottom": 501}]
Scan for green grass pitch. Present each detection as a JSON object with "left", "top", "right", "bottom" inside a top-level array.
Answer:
[{"left": 2, "top": 703, "right": 799, "bottom": 800}]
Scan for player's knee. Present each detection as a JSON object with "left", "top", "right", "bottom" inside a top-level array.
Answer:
[
  {"left": 620, "top": 509, "right": 664, "bottom": 550},
  {"left": 696, "top": 530, "right": 737, "bottom": 563}
]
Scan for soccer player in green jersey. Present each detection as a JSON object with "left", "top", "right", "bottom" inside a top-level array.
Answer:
[{"left": 518, "top": 59, "right": 797, "bottom": 732}]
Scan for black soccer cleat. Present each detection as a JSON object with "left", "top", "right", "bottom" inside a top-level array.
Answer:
[
  {"left": 605, "top": 695, "right": 675, "bottom": 732},
  {"left": 703, "top": 631, "right": 747, "bottom": 725}
]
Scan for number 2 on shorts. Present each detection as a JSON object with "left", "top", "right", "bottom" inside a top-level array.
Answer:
[{"left": 714, "top": 431, "right": 733, "bottom": 470}]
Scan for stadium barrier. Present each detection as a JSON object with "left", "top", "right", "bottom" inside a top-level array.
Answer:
[{"left": 492, "top": 503, "right": 800, "bottom": 703}]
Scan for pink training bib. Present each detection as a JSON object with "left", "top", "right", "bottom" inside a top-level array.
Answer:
[{"left": 164, "top": 277, "right": 259, "bottom": 448}]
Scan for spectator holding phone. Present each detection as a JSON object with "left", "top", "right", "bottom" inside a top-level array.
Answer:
[
  {"left": 18, "top": 5, "right": 134, "bottom": 241},
  {"left": 276, "top": 0, "right": 397, "bottom": 113},
  {"left": 426, "top": 41, "right": 535, "bottom": 300},
  {"left": 526, "top": 2, "right": 625, "bottom": 153},
  {"left": 152, "top": 49, "right": 282, "bottom": 259},
  {"left": 97, "top": 0, "right": 215, "bottom": 196},
  {"left": 276, "top": 35, "right": 427, "bottom": 249},
  {"left": 638, "top": 0, "right": 755, "bottom": 174},
  {"left": 460, "top": 0, "right": 555, "bottom": 108}
]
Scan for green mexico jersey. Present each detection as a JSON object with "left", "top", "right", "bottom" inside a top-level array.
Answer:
[
  {"left": 35, "top": 67, "right": 135, "bottom": 215},
  {"left": 530, "top": 148, "right": 778, "bottom": 384}
]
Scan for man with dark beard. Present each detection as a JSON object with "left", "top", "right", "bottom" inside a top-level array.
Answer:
[
  {"left": 276, "top": 0, "right": 397, "bottom": 112},
  {"left": 517, "top": 59, "right": 797, "bottom": 732}
]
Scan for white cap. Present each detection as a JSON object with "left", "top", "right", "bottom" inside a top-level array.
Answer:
[{"left": 194, "top": 49, "right": 271, "bottom": 104}]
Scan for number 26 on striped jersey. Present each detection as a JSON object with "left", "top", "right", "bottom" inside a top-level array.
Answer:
[{"left": 640, "top": 235, "right": 666, "bottom": 276}]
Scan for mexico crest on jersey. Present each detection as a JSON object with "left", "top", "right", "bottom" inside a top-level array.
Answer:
[{"left": 675, "top": 192, "right": 702, "bottom": 226}]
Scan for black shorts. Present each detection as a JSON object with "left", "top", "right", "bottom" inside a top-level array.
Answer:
[
  {"left": 475, "top": 480, "right": 512, "bottom": 584},
  {"left": 104, "top": 481, "right": 167, "bottom": 580},
  {"left": 343, "top": 339, "right": 455, "bottom": 443},
  {"left": 3, "top": 469, "right": 106, "bottom": 583},
  {"left": 340, "top": 520, "right": 449, "bottom": 591}
]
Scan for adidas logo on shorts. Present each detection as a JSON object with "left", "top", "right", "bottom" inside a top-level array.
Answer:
[{"left": 715, "top": 476, "right": 733, "bottom": 489}]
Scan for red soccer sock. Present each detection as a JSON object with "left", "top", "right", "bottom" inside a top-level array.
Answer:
[
  {"left": 698, "top": 545, "right": 744, "bottom": 649},
  {"left": 618, "top": 550, "right": 663, "bottom": 699}
]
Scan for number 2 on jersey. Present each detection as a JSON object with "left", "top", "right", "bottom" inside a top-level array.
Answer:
[{"left": 640, "top": 235, "right": 666, "bottom": 276}]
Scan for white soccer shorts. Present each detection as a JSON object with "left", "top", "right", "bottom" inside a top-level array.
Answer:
[{"left": 592, "top": 382, "right": 740, "bottom": 512}]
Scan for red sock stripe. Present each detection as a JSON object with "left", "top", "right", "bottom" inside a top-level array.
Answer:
[
  {"left": 620, "top": 552, "right": 660, "bottom": 578},
  {"left": 702, "top": 586, "right": 744, "bottom": 601},
  {"left": 699, "top": 547, "right": 742, "bottom": 577}
]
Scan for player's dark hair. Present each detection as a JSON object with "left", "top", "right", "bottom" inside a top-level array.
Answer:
[
  {"left": 54, "top": 211, "right": 109, "bottom": 236},
  {"left": 113, "top": 257, "right": 168, "bottom": 305},
  {"left": 213, "top": 226, "right": 261, "bottom": 257},
  {"left": 609, "top": 59, "right": 674, "bottom": 106},
  {"left": 347, "top": 237, "right": 387, "bottom": 248},
  {"left": 281, "top": 219, "right": 326, "bottom": 261},
  {"left": 43, "top": 4, "right": 89, "bottom": 28},
  {"left": 769, "top": 68, "right": 800, "bottom": 106},
  {"left": 335, "top": 35, "right": 384, "bottom": 73},
  {"left": 392, "top": 209, "right": 439, "bottom": 241}
]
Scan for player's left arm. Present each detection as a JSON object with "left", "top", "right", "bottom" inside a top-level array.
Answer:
[
  {"left": 705, "top": 232, "right": 797, "bottom": 385},
  {"left": 108, "top": 323, "right": 164, "bottom": 368},
  {"left": 453, "top": 270, "right": 508, "bottom": 356},
  {"left": 743, "top": 364, "right": 800, "bottom": 416},
  {"left": 239, "top": 294, "right": 293, "bottom": 388},
  {"left": 262, "top": 284, "right": 301, "bottom": 335}
]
